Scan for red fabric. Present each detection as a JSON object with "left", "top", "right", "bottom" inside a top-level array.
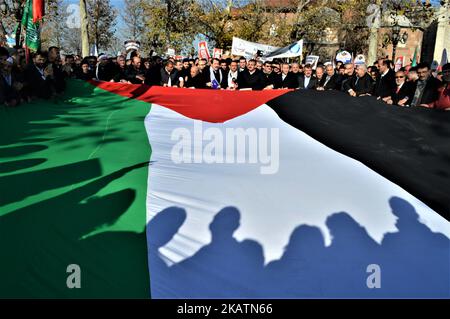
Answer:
[
  {"left": 89, "top": 80, "right": 291, "bottom": 123},
  {"left": 32, "top": 0, "right": 45, "bottom": 23},
  {"left": 434, "top": 85, "right": 450, "bottom": 110}
]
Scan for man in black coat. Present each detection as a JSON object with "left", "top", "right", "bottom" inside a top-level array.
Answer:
[
  {"left": 320, "top": 64, "right": 339, "bottom": 90},
  {"left": 297, "top": 64, "right": 317, "bottom": 89},
  {"left": 24, "top": 51, "right": 53, "bottom": 99},
  {"left": 185, "top": 65, "right": 207, "bottom": 89},
  {"left": 204, "top": 58, "right": 227, "bottom": 89},
  {"left": 387, "top": 70, "right": 415, "bottom": 106},
  {"left": 125, "top": 56, "right": 146, "bottom": 84},
  {"left": 374, "top": 59, "right": 396, "bottom": 99},
  {"left": 410, "top": 62, "right": 442, "bottom": 107},
  {"left": 239, "top": 59, "right": 267, "bottom": 90},
  {"left": 160, "top": 60, "right": 180, "bottom": 87},
  {"left": 344, "top": 64, "right": 374, "bottom": 96},
  {"left": 272, "top": 63, "right": 298, "bottom": 89}
]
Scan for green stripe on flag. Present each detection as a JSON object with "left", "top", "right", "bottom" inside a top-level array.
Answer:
[{"left": 0, "top": 80, "right": 151, "bottom": 298}]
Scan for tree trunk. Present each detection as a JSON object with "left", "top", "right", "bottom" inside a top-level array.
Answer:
[
  {"left": 367, "top": 0, "right": 382, "bottom": 65},
  {"left": 80, "top": 0, "right": 89, "bottom": 57}
]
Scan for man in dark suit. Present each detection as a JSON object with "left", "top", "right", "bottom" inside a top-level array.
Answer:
[
  {"left": 125, "top": 56, "right": 146, "bottom": 84},
  {"left": 344, "top": 64, "right": 375, "bottom": 96},
  {"left": 0, "top": 57, "right": 22, "bottom": 106},
  {"left": 297, "top": 64, "right": 317, "bottom": 89},
  {"left": 185, "top": 65, "right": 207, "bottom": 89},
  {"left": 204, "top": 58, "right": 227, "bottom": 89},
  {"left": 239, "top": 59, "right": 267, "bottom": 90},
  {"left": 320, "top": 64, "right": 339, "bottom": 90},
  {"left": 374, "top": 59, "right": 396, "bottom": 100},
  {"left": 24, "top": 51, "right": 53, "bottom": 99},
  {"left": 159, "top": 60, "right": 180, "bottom": 87},
  {"left": 386, "top": 70, "right": 415, "bottom": 106},
  {"left": 410, "top": 62, "right": 442, "bottom": 108},
  {"left": 272, "top": 63, "right": 298, "bottom": 89}
]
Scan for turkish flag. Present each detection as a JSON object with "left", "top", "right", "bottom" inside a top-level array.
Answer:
[{"left": 32, "top": 0, "right": 45, "bottom": 23}]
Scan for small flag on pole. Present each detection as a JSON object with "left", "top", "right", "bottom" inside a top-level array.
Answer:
[{"left": 411, "top": 47, "right": 418, "bottom": 67}]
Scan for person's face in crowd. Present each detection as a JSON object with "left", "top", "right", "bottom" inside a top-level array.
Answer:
[
  {"left": 66, "top": 57, "right": 74, "bottom": 65},
  {"left": 183, "top": 61, "right": 190, "bottom": 69},
  {"left": 291, "top": 63, "right": 300, "bottom": 73},
  {"left": 190, "top": 66, "right": 199, "bottom": 78},
  {"left": 263, "top": 63, "right": 272, "bottom": 74},
  {"left": 356, "top": 65, "right": 366, "bottom": 78},
  {"left": 442, "top": 69, "right": 450, "bottom": 82},
  {"left": 272, "top": 64, "right": 280, "bottom": 74},
  {"left": 49, "top": 48, "right": 60, "bottom": 62},
  {"left": 117, "top": 56, "right": 125, "bottom": 68},
  {"left": 247, "top": 61, "right": 256, "bottom": 72},
  {"left": 230, "top": 61, "right": 238, "bottom": 72},
  {"left": 198, "top": 60, "right": 206, "bottom": 71},
  {"left": 175, "top": 61, "right": 183, "bottom": 71},
  {"left": 2, "top": 60, "right": 13, "bottom": 74},
  {"left": 336, "top": 61, "right": 343, "bottom": 70},
  {"left": 315, "top": 67, "right": 324, "bottom": 79},
  {"left": 166, "top": 63, "right": 174, "bottom": 73},
  {"left": 221, "top": 62, "right": 227, "bottom": 70},
  {"left": 326, "top": 65, "right": 334, "bottom": 76},
  {"left": 99, "top": 57, "right": 108, "bottom": 65},
  {"left": 338, "top": 67, "right": 345, "bottom": 75},
  {"left": 0, "top": 54, "right": 8, "bottom": 67},
  {"left": 407, "top": 70, "right": 418, "bottom": 82},
  {"left": 81, "top": 63, "right": 90, "bottom": 73},
  {"left": 132, "top": 57, "right": 141, "bottom": 69},
  {"left": 344, "top": 64, "right": 354, "bottom": 75},
  {"left": 417, "top": 67, "right": 430, "bottom": 81},
  {"left": 281, "top": 64, "right": 289, "bottom": 75},
  {"left": 370, "top": 71, "right": 378, "bottom": 80},
  {"left": 144, "top": 61, "right": 151, "bottom": 69},
  {"left": 304, "top": 67, "right": 313, "bottom": 77},
  {"left": 74, "top": 56, "right": 81, "bottom": 65},
  {"left": 256, "top": 61, "right": 263, "bottom": 70},
  {"left": 212, "top": 59, "right": 220, "bottom": 71},
  {"left": 379, "top": 61, "right": 388, "bottom": 73},
  {"left": 395, "top": 71, "right": 406, "bottom": 86},
  {"left": 17, "top": 49, "right": 25, "bottom": 58},
  {"left": 34, "top": 54, "right": 46, "bottom": 69},
  {"left": 239, "top": 59, "right": 246, "bottom": 70}
]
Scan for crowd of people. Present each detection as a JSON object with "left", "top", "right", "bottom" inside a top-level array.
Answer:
[{"left": 1, "top": 45, "right": 449, "bottom": 110}]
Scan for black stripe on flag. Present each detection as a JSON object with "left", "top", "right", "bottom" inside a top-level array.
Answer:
[{"left": 267, "top": 90, "right": 450, "bottom": 221}]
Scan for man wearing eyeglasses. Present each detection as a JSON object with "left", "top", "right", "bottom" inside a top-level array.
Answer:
[
  {"left": 385, "top": 70, "right": 415, "bottom": 106},
  {"left": 410, "top": 62, "right": 441, "bottom": 108}
]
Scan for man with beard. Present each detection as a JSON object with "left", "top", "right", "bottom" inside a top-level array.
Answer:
[
  {"left": 239, "top": 59, "right": 266, "bottom": 90},
  {"left": 205, "top": 58, "right": 227, "bottom": 89},
  {"left": 24, "top": 51, "right": 54, "bottom": 99},
  {"left": 125, "top": 56, "right": 146, "bottom": 84}
]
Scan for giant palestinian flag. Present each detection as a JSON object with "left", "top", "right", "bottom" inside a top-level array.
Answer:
[{"left": 0, "top": 80, "right": 449, "bottom": 298}]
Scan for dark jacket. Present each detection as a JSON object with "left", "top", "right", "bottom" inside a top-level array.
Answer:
[
  {"left": 344, "top": 73, "right": 375, "bottom": 96},
  {"left": 297, "top": 75, "right": 317, "bottom": 89},
  {"left": 274, "top": 72, "right": 298, "bottom": 89},
  {"left": 125, "top": 65, "right": 146, "bottom": 84},
  {"left": 24, "top": 63, "right": 53, "bottom": 99},
  {"left": 160, "top": 67, "right": 179, "bottom": 87},
  {"left": 185, "top": 74, "right": 207, "bottom": 89},
  {"left": 322, "top": 74, "right": 339, "bottom": 90},
  {"left": 374, "top": 69, "right": 396, "bottom": 98},
  {"left": 239, "top": 69, "right": 267, "bottom": 90},
  {"left": 392, "top": 81, "right": 415, "bottom": 105},
  {"left": 204, "top": 66, "right": 227, "bottom": 89},
  {"left": 411, "top": 76, "right": 442, "bottom": 106}
]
